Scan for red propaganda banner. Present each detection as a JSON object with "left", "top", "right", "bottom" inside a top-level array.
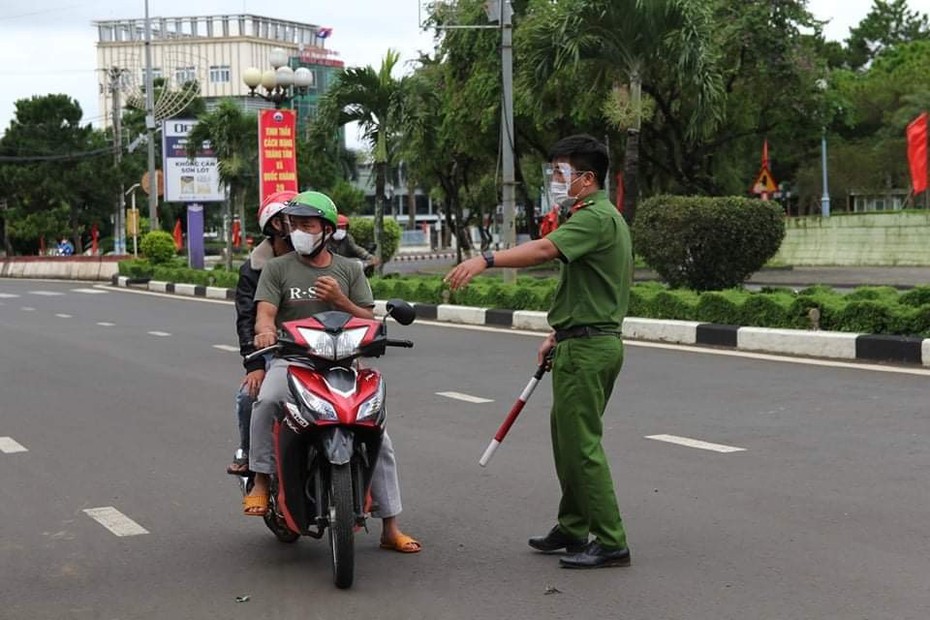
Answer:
[
  {"left": 258, "top": 109, "right": 299, "bottom": 203},
  {"left": 906, "top": 112, "right": 928, "bottom": 194}
]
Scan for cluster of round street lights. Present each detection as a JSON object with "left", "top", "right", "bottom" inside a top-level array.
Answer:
[{"left": 242, "top": 48, "right": 314, "bottom": 108}]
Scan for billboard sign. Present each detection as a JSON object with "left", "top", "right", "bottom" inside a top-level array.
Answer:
[
  {"left": 162, "top": 120, "right": 224, "bottom": 203},
  {"left": 258, "top": 109, "right": 299, "bottom": 203}
]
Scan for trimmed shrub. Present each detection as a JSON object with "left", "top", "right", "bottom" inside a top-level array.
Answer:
[
  {"left": 368, "top": 277, "right": 395, "bottom": 300},
  {"left": 694, "top": 292, "right": 742, "bottom": 325},
  {"left": 118, "top": 259, "right": 154, "bottom": 280},
  {"left": 899, "top": 286, "right": 930, "bottom": 308},
  {"left": 740, "top": 294, "right": 792, "bottom": 328},
  {"left": 633, "top": 195, "right": 785, "bottom": 291},
  {"left": 347, "top": 217, "right": 401, "bottom": 262},
  {"left": 835, "top": 300, "right": 896, "bottom": 334},
  {"left": 139, "top": 231, "right": 178, "bottom": 264},
  {"left": 649, "top": 290, "right": 697, "bottom": 320},
  {"left": 845, "top": 286, "right": 901, "bottom": 304}
]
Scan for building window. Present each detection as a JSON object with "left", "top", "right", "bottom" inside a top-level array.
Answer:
[
  {"left": 175, "top": 66, "right": 197, "bottom": 84},
  {"left": 209, "top": 65, "right": 231, "bottom": 83},
  {"left": 140, "top": 68, "right": 163, "bottom": 84}
]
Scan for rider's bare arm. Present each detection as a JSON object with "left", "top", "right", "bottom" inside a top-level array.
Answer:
[{"left": 254, "top": 301, "right": 279, "bottom": 347}]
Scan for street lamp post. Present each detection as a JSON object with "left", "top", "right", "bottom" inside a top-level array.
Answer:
[
  {"left": 243, "top": 48, "right": 314, "bottom": 109},
  {"left": 816, "top": 78, "right": 831, "bottom": 218}
]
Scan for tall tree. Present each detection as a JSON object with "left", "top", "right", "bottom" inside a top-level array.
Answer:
[
  {"left": 318, "top": 50, "right": 409, "bottom": 271},
  {"left": 845, "top": 0, "right": 930, "bottom": 70},
  {"left": 186, "top": 101, "right": 258, "bottom": 239},
  {"left": 0, "top": 94, "right": 117, "bottom": 253},
  {"left": 524, "top": 0, "right": 724, "bottom": 223}
]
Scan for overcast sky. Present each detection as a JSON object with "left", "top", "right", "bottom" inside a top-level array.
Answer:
[{"left": 0, "top": 0, "right": 926, "bottom": 144}]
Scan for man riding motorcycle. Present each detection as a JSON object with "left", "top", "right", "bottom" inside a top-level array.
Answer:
[
  {"left": 243, "top": 190, "right": 421, "bottom": 553},
  {"left": 327, "top": 214, "right": 380, "bottom": 274}
]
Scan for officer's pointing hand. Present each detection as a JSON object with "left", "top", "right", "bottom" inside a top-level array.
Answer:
[{"left": 444, "top": 256, "right": 486, "bottom": 291}]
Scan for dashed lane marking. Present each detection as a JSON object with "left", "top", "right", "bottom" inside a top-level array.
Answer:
[
  {"left": 97, "top": 322, "right": 115, "bottom": 327},
  {"left": 436, "top": 391, "right": 494, "bottom": 404},
  {"left": 82, "top": 507, "right": 149, "bottom": 537},
  {"left": 29, "top": 291, "right": 65, "bottom": 296},
  {"left": 72, "top": 288, "right": 108, "bottom": 294},
  {"left": 0, "top": 293, "right": 20, "bottom": 298},
  {"left": 21, "top": 307, "right": 35, "bottom": 311},
  {"left": 147, "top": 331, "right": 171, "bottom": 337},
  {"left": 213, "top": 345, "right": 239, "bottom": 352},
  {"left": 645, "top": 434, "right": 746, "bottom": 453},
  {"left": 55, "top": 313, "right": 72, "bottom": 318},
  {"left": 0, "top": 437, "right": 28, "bottom": 453}
]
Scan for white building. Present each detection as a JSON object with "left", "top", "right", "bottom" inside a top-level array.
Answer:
[{"left": 94, "top": 14, "right": 336, "bottom": 127}]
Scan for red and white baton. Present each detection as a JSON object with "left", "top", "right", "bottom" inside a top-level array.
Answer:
[{"left": 478, "top": 352, "right": 553, "bottom": 467}]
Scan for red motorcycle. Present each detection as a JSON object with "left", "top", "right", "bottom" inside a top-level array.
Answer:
[{"left": 241, "top": 299, "right": 416, "bottom": 589}]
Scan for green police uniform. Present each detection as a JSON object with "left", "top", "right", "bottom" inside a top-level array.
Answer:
[{"left": 545, "top": 189, "right": 632, "bottom": 549}]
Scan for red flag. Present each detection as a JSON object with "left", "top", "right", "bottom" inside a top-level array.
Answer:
[
  {"left": 906, "top": 112, "right": 928, "bottom": 194},
  {"left": 172, "top": 218, "right": 183, "bottom": 250},
  {"left": 615, "top": 171, "right": 625, "bottom": 213},
  {"left": 91, "top": 223, "right": 99, "bottom": 255},
  {"left": 232, "top": 218, "right": 242, "bottom": 248}
]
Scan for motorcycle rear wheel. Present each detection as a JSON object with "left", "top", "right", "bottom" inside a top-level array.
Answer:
[{"left": 328, "top": 464, "right": 355, "bottom": 589}]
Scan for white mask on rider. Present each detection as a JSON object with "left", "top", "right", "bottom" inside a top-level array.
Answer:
[
  {"left": 290, "top": 229, "right": 325, "bottom": 256},
  {"left": 332, "top": 229, "right": 347, "bottom": 241}
]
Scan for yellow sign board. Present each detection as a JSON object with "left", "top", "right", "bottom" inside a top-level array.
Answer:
[
  {"left": 752, "top": 167, "right": 777, "bottom": 194},
  {"left": 126, "top": 208, "right": 140, "bottom": 236}
]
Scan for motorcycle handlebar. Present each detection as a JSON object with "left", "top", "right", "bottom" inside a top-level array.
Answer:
[
  {"left": 385, "top": 339, "right": 414, "bottom": 348},
  {"left": 244, "top": 343, "right": 282, "bottom": 362}
]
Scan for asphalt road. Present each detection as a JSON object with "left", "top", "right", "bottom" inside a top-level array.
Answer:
[{"left": 2, "top": 279, "right": 929, "bottom": 619}]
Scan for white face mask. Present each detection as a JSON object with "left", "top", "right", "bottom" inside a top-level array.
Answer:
[
  {"left": 332, "top": 229, "right": 347, "bottom": 241},
  {"left": 544, "top": 162, "right": 584, "bottom": 209},
  {"left": 290, "top": 229, "right": 324, "bottom": 256}
]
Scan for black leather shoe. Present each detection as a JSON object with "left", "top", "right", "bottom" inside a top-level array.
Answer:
[
  {"left": 559, "top": 541, "right": 631, "bottom": 569},
  {"left": 528, "top": 525, "right": 588, "bottom": 554}
]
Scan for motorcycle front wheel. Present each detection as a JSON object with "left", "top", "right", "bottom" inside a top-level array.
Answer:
[{"left": 328, "top": 463, "right": 355, "bottom": 589}]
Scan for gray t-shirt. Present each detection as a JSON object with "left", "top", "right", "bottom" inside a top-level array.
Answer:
[{"left": 254, "top": 252, "right": 374, "bottom": 327}]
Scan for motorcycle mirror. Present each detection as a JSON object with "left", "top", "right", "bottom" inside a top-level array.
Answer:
[{"left": 385, "top": 299, "right": 416, "bottom": 325}]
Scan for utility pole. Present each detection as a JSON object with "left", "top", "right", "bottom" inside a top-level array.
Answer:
[
  {"left": 109, "top": 67, "right": 127, "bottom": 254},
  {"left": 144, "top": 0, "right": 159, "bottom": 231}
]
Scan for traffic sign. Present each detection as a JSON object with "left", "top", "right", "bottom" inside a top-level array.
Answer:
[{"left": 752, "top": 166, "right": 777, "bottom": 194}]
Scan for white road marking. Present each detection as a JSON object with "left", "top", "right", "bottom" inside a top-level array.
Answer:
[
  {"left": 0, "top": 437, "right": 28, "bottom": 453},
  {"left": 436, "top": 391, "right": 494, "bottom": 404},
  {"left": 213, "top": 344, "right": 239, "bottom": 352},
  {"left": 0, "top": 293, "right": 20, "bottom": 298},
  {"left": 97, "top": 322, "right": 115, "bottom": 327},
  {"left": 147, "top": 331, "right": 171, "bottom": 337},
  {"left": 30, "top": 290, "right": 64, "bottom": 296},
  {"left": 82, "top": 507, "right": 149, "bottom": 537},
  {"left": 21, "top": 307, "right": 35, "bottom": 311},
  {"left": 72, "top": 288, "right": 108, "bottom": 294},
  {"left": 646, "top": 434, "right": 746, "bottom": 453},
  {"left": 55, "top": 313, "right": 72, "bottom": 318}
]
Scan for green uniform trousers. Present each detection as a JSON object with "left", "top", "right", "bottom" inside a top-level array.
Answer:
[{"left": 550, "top": 335, "right": 627, "bottom": 549}]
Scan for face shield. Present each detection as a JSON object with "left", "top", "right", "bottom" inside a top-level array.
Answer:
[{"left": 542, "top": 162, "right": 588, "bottom": 211}]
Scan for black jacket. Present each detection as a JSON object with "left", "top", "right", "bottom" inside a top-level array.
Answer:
[
  {"left": 327, "top": 233, "right": 373, "bottom": 261},
  {"left": 236, "top": 240, "right": 275, "bottom": 374}
]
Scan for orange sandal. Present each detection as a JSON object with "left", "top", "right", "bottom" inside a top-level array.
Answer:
[
  {"left": 242, "top": 493, "right": 268, "bottom": 517},
  {"left": 380, "top": 534, "right": 422, "bottom": 553}
]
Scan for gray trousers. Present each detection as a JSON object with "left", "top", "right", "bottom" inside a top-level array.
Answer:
[{"left": 249, "top": 357, "right": 403, "bottom": 518}]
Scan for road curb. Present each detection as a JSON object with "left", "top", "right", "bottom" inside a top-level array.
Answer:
[{"left": 109, "top": 275, "right": 930, "bottom": 367}]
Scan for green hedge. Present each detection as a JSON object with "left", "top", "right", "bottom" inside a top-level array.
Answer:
[{"left": 116, "top": 263, "right": 930, "bottom": 338}]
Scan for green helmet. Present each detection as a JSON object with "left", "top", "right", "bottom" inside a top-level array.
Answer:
[{"left": 283, "top": 191, "right": 339, "bottom": 229}]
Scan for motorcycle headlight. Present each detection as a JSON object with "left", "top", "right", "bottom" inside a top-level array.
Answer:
[
  {"left": 297, "top": 326, "right": 369, "bottom": 361},
  {"left": 288, "top": 374, "right": 338, "bottom": 422},
  {"left": 356, "top": 378, "right": 385, "bottom": 422}
]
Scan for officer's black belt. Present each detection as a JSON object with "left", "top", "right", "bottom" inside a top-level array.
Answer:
[{"left": 554, "top": 326, "right": 622, "bottom": 343}]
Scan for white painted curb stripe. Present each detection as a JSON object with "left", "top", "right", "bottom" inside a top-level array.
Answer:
[
  {"left": 437, "top": 304, "right": 487, "bottom": 325},
  {"left": 82, "top": 507, "right": 149, "bottom": 537},
  {"left": 213, "top": 344, "right": 239, "bottom": 352},
  {"left": 205, "top": 286, "right": 228, "bottom": 300},
  {"left": 738, "top": 327, "right": 858, "bottom": 360},
  {"left": 622, "top": 318, "right": 700, "bottom": 345},
  {"left": 645, "top": 434, "right": 746, "bottom": 453},
  {"left": 924, "top": 340, "right": 930, "bottom": 368},
  {"left": 174, "top": 283, "right": 197, "bottom": 296},
  {"left": 148, "top": 281, "right": 169, "bottom": 293},
  {"left": 0, "top": 437, "right": 28, "bottom": 453},
  {"left": 147, "top": 331, "right": 171, "bottom": 337},
  {"left": 437, "top": 391, "right": 494, "bottom": 404},
  {"left": 512, "top": 310, "right": 549, "bottom": 331}
]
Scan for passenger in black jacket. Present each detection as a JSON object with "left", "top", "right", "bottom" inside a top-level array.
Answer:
[{"left": 227, "top": 190, "right": 296, "bottom": 475}]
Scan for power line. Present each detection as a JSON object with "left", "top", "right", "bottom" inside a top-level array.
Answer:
[{"left": 0, "top": 146, "right": 117, "bottom": 163}]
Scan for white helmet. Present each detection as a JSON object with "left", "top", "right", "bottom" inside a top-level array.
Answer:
[{"left": 258, "top": 190, "right": 298, "bottom": 235}]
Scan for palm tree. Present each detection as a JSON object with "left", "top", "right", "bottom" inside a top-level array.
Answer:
[
  {"left": 187, "top": 101, "right": 257, "bottom": 267},
  {"left": 525, "top": 0, "right": 723, "bottom": 224},
  {"left": 318, "top": 49, "right": 409, "bottom": 271}
]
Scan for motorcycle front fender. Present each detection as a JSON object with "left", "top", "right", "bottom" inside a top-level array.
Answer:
[{"left": 322, "top": 427, "right": 354, "bottom": 466}]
